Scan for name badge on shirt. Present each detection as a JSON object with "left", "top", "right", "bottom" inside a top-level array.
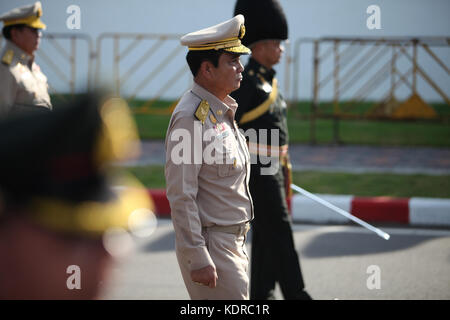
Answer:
[{"left": 214, "top": 123, "right": 230, "bottom": 140}]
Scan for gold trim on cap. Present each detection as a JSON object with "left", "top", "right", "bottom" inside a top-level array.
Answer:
[
  {"left": 3, "top": 15, "right": 46, "bottom": 29},
  {"left": 189, "top": 38, "right": 240, "bottom": 50},
  {"left": 223, "top": 45, "right": 251, "bottom": 54},
  {"left": 188, "top": 37, "right": 251, "bottom": 54}
]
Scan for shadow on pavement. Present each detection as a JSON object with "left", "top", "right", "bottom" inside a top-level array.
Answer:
[{"left": 301, "top": 232, "right": 442, "bottom": 258}]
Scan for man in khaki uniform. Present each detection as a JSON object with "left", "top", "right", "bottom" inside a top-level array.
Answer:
[
  {"left": 0, "top": 2, "right": 52, "bottom": 117},
  {"left": 165, "top": 15, "right": 254, "bottom": 300}
]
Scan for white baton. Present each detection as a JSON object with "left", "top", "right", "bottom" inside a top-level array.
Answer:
[{"left": 291, "top": 183, "right": 390, "bottom": 240}]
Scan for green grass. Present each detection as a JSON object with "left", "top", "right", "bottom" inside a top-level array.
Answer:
[
  {"left": 287, "top": 101, "right": 450, "bottom": 146},
  {"left": 126, "top": 165, "right": 167, "bottom": 189},
  {"left": 50, "top": 95, "right": 450, "bottom": 147},
  {"left": 287, "top": 117, "right": 450, "bottom": 147},
  {"left": 291, "top": 101, "right": 450, "bottom": 117},
  {"left": 125, "top": 165, "right": 450, "bottom": 199},
  {"left": 130, "top": 99, "right": 450, "bottom": 147},
  {"left": 132, "top": 111, "right": 450, "bottom": 147},
  {"left": 134, "top": 114, "right": 171, "bottom": 139},
  {"left": 292, "top": 171, "right": 450, "bottom": 198},
  {"left": 130, "top": 106, "right": 450, "bottom": 147}
]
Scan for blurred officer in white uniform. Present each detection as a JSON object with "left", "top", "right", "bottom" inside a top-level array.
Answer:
[{"left": 0, "top": 1, "right": 51, "bottom": 117}]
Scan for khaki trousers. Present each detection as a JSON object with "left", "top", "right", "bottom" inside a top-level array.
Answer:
[{"left": 176, "top": 228, "right": 249, "bottom": 300}]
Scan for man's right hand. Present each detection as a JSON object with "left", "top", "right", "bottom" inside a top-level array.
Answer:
[{"left": 190, "top": 265, "right": 218, "bottom": 288}]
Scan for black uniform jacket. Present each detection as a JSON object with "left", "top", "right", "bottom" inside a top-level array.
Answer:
[{"left": 231, "top": 57, "right": 289, "bottom": 148}]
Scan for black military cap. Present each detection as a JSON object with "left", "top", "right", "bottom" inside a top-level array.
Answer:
[
  {"left": 234, "top": 0, "right": 288, "bottom": 47},
  {"left": 0, "top": 93, "right": 153, "bottom": 237}
]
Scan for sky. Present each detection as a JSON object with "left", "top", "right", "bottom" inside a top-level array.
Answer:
[{"left": 1, "top": 0, "right": 449, "bottom": 101}]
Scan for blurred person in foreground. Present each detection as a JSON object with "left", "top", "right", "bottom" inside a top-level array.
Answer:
[
  {"left": 165, "top": 15, "right": 254, "bottom": 299},
  {"left": 0, "top": 93, "right": 154, "bottom": 299},
  {"left": 232, "top": 0, "right": 312, "bottom": 300},
  {"left": 0, "top": 1, "right": 52, "bottom": 117}
]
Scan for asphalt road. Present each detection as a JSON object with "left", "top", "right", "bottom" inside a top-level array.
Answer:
[{"left": 102, "top": 219, "right": 450, "bottom": 300}]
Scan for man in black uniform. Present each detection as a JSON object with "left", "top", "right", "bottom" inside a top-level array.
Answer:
[{"left": 232, "top": 0, "right": 312, "bottom": 300}]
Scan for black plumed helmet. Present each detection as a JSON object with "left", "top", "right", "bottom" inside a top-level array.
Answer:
[{"left": 234, "top": 0, "right": 288, "bottom": 47}]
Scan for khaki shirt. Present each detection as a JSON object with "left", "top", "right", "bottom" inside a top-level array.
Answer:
[
  {"left": 165, "top": 82, "right": 253, "bottom": 271},
  {"left": 0, "top": 40, "right": 52, "bottom": 117}
]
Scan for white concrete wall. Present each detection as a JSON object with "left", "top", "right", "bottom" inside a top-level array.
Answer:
[{"left": 1, "top": 0, "right": 449, "bottom": 101}]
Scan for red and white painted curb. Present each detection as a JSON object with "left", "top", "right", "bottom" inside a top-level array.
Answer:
[
  {"left": 292, "top": 194, "right": 450, "bottom": 227},
  {"left": 148, "top": 189, "right": 450, "bottom": 227}
]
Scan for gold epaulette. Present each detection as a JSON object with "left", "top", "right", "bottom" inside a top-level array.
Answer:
[
  {"left": 1, "top": 49, "right": 14, "bottom": 65},
  {"left": 194, "top": 99, "right": 210, "bottom": 124}
]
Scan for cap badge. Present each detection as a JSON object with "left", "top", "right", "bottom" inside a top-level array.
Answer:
[{"left": 239, "top": 24, "right": 246, "bottom": 40}]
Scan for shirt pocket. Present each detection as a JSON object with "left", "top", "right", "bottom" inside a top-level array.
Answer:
[
  {"left": 18, "top": 73, "right": 38, "bottom": 101},
  {"left": 217, "top": 153, "right": 244, "bottom": 177},
  {"left": 218, "top": 163, "right": 235, "bottom": 177},
  {"left": 209, "top": 128, "right": 244, "bottom": 177}
]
